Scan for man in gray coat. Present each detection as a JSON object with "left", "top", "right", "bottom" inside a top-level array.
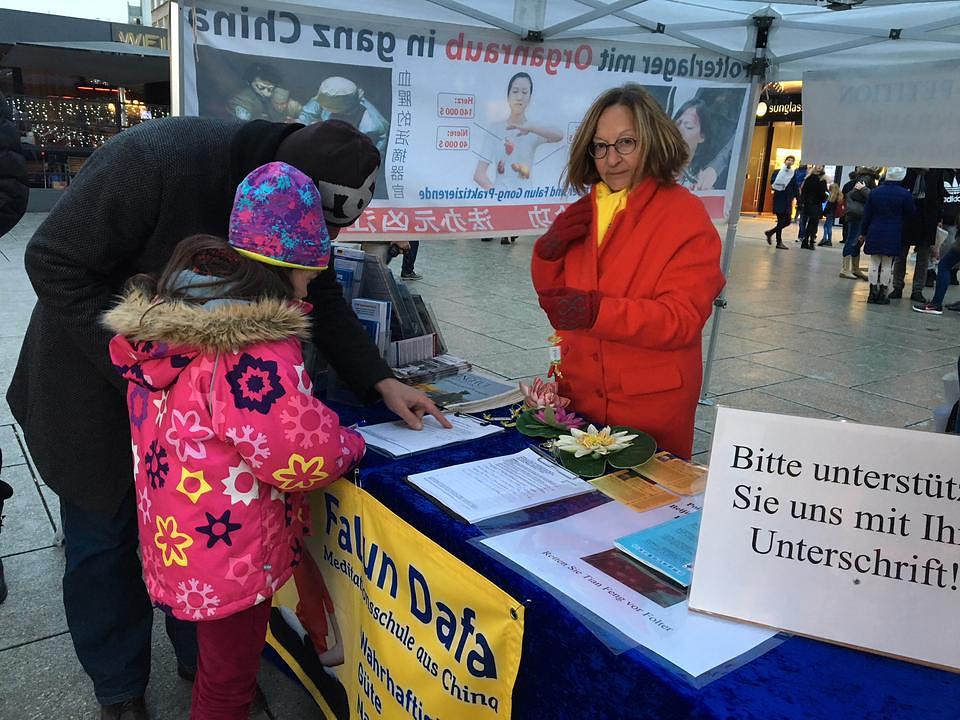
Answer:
[{"left": 6, "top": 117, "right": 445, "bottom": 720}]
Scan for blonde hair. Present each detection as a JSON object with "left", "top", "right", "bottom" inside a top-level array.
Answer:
[
  {"left": 828, "top": 183, "right": 841, "bottom": 203},
  {"left": 565, "top": 84, "right": 688, "bottom": 194}
]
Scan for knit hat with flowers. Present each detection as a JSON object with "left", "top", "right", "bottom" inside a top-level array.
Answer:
[{"left": 228, "top": 161, "right": 330, "bottom": 270}]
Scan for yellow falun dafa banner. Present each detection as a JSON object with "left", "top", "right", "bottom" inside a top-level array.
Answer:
[{"left": 267, "top": 479, "right": 526, "bottom": 719}]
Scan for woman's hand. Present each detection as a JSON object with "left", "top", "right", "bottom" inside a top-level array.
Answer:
[
  {"left": 534, "top": 199, "right": 592, "bottom": 261},
  {"left": 538, "top": 288, "right": 602, "bottom": 330}
]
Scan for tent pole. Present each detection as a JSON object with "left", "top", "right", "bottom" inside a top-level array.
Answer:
[
  {"left": 698, "top": 16, "right": 770, "bottom": 406},
  {"left": 169, "top": 0, "right": 183, "bottom": 117}
]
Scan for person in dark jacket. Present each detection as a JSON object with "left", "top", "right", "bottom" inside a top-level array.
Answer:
[
  {"left": 840, "top": 166, "right": 879, "bottom": 280},
  {"left": 5, "top": 117, "right": 448, "bottom": 720},
  {"left": 861, "top": 167, "right": 915, "bottom": 304},
  {"left": 891, "top": 167, "right": 946, "bottom": 302},
  {"left": 0, "top": 90, "right": 28, "bottom": 237},
  {"left": 797, "top": 165, "right": 827, "bottom": 249},
  {"left": 763, "top": 154, "right": 796, "bottom": 249}
]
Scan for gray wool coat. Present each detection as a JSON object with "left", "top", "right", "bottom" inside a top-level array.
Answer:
[{"left": 6, "top": 116, "right": 392, "bottom": 518}]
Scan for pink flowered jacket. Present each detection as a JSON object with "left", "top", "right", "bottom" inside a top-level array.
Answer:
[{"left": 104, "top": 285, "right": 365, "bottom": 622}]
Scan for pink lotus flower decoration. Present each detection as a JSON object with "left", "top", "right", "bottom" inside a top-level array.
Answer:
[
  {"left": 534, "top": 406, "right": 584, "bottom": 430},
  {"left": 519, "top": 377, "right": 570, "bottom": 410}
]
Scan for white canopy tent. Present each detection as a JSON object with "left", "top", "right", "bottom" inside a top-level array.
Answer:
[{"left": 171, "top": 0, "right": 960, "bottom": 398}]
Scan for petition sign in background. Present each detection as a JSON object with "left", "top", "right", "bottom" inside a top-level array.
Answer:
[
  {"left": 180, "top": 2, "right": 750, "bottom": 235},
  {"left": 690, "top": 408, "right": 960, "bottom": 671}
]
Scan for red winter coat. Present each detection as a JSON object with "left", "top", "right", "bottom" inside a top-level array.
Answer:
[
  {"left": 105, "top": 286, "right": 365, "bottom": 621},
  {"left": 532, "top": 179, "right": 724, "bottom": 457}
]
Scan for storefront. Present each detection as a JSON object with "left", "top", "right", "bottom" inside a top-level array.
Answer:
[
  {"left": 0, "top": 8, "right": 170, "bottom": 210},
  {"left": 740, "top": 83, "right": 804, "bottom": 215}
]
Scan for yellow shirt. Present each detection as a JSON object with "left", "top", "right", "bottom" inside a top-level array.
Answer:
[{"left": 594, "top": 182, "right": 629, "bottom": 246}]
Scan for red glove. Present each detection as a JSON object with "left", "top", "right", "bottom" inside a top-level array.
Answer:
[
  {"left": 538, "top": 288, "right": 602, "bottom": 330},
  {"left": 534, "top": 197, "right": 593, "bottom": 261}
]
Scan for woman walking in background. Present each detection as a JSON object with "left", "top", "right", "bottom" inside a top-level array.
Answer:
[{"left": 818, "top": 182, "right": 841, "bottom": 247}]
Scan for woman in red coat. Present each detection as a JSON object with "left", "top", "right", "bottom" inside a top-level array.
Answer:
[{"left": 531, "top": 84, "right": 725, "bottom": 458}]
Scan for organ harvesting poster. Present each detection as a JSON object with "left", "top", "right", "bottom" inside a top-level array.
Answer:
[{"left": 180, "top": 3, "right": 751, "bottom": 236}]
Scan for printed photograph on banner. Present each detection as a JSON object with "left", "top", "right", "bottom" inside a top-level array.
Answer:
[
  {"left": 195, "top": 46, "right": 391, "bottom": 198},
  {"left": 268, "top": 549, "right": 351, "bottom": 720},
  {"left": 672, "top": 87, "right": 746, "bottom": 192}
]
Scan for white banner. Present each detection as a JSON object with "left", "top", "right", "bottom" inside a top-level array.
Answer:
[
  {"left": 179, "top": 3, "right": 751, "bottom": 236},
  {"left": 803, "top": 60, "right": 960, "bottom": 168},
  {"left": 690, "top": 408, "right": 960, "bottom": 672}
]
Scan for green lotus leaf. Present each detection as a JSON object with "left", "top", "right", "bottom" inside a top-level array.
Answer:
[
  {"left": 607, "top": 429, "right": 657, "bottom": 469},
  {"left": 560, "top": 452, "right": 608, "bottom": 478}
]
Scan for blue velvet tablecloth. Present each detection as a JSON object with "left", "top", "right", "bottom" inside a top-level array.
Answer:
[{"left": 329, "top": 403, "right": 960, "bottom": 720}]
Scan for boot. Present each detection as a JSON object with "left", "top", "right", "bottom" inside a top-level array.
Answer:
[
  {"left": 839, "top": 256, "right": 857, "bottom": 279},
  {"left": 0, "top": 453, "right": 10, "bottom": 605},
  {"left": 925, "top": 268, "right": 937, "bottom": 288},
  {"left": 800, "top": 237, "right": 809, "bottom": 249},
  {"left": 951, "top": 267, "right": 959, "bottom": 286},
  {"left": 887, "top": 287, "right": 903, "bottom": 299},
  {"left": 818, "top": 237, "right": 832, "bottom": 247},
  {"left": 851, "top": 254, "right": 869, "bottom": 280},
  {"left": 867, "top": 285, "right": 878, "bottom": 304},
  {"left": 876, "top": 285, "right": 890, "bottom": 305}
]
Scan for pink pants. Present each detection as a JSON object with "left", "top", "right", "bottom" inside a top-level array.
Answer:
[{"left": 190, "top": 601, "right": 272, "bottom": 720}]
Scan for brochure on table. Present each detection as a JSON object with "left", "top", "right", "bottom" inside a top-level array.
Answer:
[
  {"left": 407, "top": 448, "right": 594, "bottom": 524},
  {"left": 481, "top": 498, "right": 777, "bottom": 680}
]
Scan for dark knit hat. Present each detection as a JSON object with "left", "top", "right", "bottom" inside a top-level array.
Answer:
[{"left": 274, "top": 120, "right": 380, "bottom": 228}]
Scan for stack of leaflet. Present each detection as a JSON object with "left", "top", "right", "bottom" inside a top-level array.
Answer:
[
  {"left": 332, "top": 244, "right": 365, "bottom": 304},
  {"left": 414, "top": 371, "right": 522, "bottom": 413},
  {"left": 351, "top": 298, "right": 391, "bottom": 357},
  {"left": 392, "top": 354, "right": 470, "bottom": 384}
]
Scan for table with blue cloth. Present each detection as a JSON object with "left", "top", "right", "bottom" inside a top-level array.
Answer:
[{"left": 317, "top": 402, "right": 960, "bottom": 720}]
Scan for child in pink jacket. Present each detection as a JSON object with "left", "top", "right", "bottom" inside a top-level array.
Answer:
[{"left": 105, "top": 161, "right": 365, "bottom": 720}]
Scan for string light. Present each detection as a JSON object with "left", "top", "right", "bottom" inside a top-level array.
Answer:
[{"left": 8, "top": 94, "right": 170, "bottom": 149}]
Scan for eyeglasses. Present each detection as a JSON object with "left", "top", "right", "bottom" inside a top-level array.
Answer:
[{"left": 588, "top": 137, "right": 638, "bottom": 159}]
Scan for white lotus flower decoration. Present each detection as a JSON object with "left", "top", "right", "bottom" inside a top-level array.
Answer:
[{"left": 554, "top": 424, "right": 638, "bottom": 458}]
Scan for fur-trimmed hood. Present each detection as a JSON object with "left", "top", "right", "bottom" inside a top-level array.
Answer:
[
  {"left": 104, "top": 286, "right": 311, "bottom": 352},
  {"left": 104, "top": 285, "right": 311, "bottom": 391}
]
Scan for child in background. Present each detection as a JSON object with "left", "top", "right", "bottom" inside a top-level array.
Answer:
[
  {"left": 104, "top": 162, "right": 365, "bottom": 719},
  {"left": 819, "top": 182, "right": 841, "bottom": 247}
]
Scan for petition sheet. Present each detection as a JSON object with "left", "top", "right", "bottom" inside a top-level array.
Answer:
[
  {"left": 481, "top": 500, "right": 776, "bottom": 678},
  {"left": 407, "top": 448, "right": 592, "bottom": 523}
]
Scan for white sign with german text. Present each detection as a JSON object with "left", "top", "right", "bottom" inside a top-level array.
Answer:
[{"left": 689, "top": 407, "right": 960, "bottom": 671}]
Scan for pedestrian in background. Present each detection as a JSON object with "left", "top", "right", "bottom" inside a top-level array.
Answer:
[
  {"left": 818, "top": 182, "right": 841, "bottom": 247},
  {"left": 0, "top": 90, "right": 28, "bottom": 237},
  {"left": 839, "top": 166, "right": 877, "bottom": 280},
  {"left": 764, "top": 154, "right": 796, "bottom": 250},
  {"left": 861, "top": 166, "right": 915, "bottom": 305},
  {"left": 798, "top": 165, "right": 827, "bottom": 249},
  {"left": 891, "top": 167, "right": 945, "bottom": 302}
]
